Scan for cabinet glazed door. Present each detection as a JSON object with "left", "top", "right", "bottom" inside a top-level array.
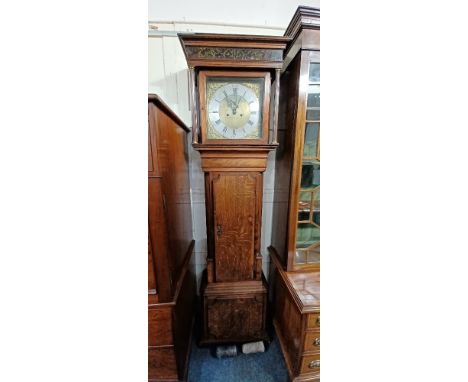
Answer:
[{"left": 212, "top": 173, "right": 258, "bottom": 282}]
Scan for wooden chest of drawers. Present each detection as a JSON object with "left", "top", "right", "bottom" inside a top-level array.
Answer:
[{"left": 269, "top": 248, "right": 320, "bottom": 381}]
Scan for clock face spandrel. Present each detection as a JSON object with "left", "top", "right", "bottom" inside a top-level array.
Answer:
[{"left": 205, "top": 77, "right": 264, "bottom": 140}]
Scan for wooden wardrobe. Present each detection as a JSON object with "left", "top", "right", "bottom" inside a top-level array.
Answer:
[
  {"left": 269, "top": 6, "right": 321, "bottom": 382},
  {"left": 148, "top": 94, "right": 196, "bottom": 382}
]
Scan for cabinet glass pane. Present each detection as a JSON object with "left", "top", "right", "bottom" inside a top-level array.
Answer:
[
  {"left": 295, "top": 224, "right": 320, "bottom": 264},
  {"left": 312, "top": 189, "right": 320, "bottom": 226},
  {"left": 296, "top": 223, "right": 320, "bottom": 245},
  {"left": 295, "top": 60, "right": 320, "bottom": 267},
  {"left": 306, "top": 109, "right": 320, "bottom": 121},
  {"left": 298, "top": 188, "right": 320, "bottom": 226},
  {"left": 300, "top": 163, "right": 320, "bottom": 189},
  {"left": 309, "top": 63, "right": 320, "bottom": 82},
  {"left": 304, "top": 123, "right": 319, "bottom": 158},
  {"left": 298, "top": 191, "right": 311, "bottom": 221},
  {"left": 307, "top": 86, "right": 320, "bottom": 107}
]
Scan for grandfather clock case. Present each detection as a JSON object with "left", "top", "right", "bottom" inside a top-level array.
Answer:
[{"left": 179, "top": 34, "right": 289, "bottom": 345}]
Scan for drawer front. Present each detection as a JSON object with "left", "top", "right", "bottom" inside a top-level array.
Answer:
[
  {"left": 307, "top": 312, "right": 320, "bottom": 329},
  {"left": 300, "top": 352, "right": 320, "bottom": 375},
  {"left": 304, "top": 330, "right": 320, "bottom": 352}
]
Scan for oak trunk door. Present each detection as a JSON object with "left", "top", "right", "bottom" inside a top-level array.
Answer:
[{"left": 212, "top": 173, "right": 257, "bottom": 282}]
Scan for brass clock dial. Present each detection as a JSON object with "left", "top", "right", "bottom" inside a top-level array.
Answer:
[{"left": 206, "top": 78, "right": 263, "bottom": 140}]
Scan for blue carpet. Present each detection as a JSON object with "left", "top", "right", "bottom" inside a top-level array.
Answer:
[{"left": 188, "top": 335, "right": 288, "bottom": 382}]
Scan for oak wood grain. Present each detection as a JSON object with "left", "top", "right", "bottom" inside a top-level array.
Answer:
[
  {"left": 200, "top": 273, "right": 268, "bottom": 345},
  {"left": 213, "top": 172, "right": 257, "bottom": 282},
  {"left": 303, "top": 330, "right": 320, "bottom": 352}
]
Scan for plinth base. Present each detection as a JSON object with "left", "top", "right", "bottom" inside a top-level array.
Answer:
[{"left": 199, "top": 272, "right": 269, "bottom": 345}]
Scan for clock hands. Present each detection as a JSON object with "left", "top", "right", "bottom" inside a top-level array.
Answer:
[
  {"left": 223, "top": 90, "right": 236, "bottom": 114},
  {"left": 229, "top": 88, "right": 244, "bottom": 115},
  {"left": 232, "top": 88, "right": 239, "bottom": 113},
  {"left": 223, "top": 88, "right": 248, "bottom": 116}
]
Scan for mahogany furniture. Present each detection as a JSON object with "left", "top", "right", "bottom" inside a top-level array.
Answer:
[
  {"left": 178, "top": 33, "right": 289, "bottom": 345},
  {"left": 148, "top": 94, "right": 196, "bottom": 382},
  {"left": 269, "top": 6, "right": 321, "bottom": 381},
  {"left": 270, "top": 249, "right": 320, "bottom": 381}
]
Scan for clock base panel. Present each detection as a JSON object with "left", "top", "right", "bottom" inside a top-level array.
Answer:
[{"left": 199, "top": 272, "right": 269, "bottom": 345}]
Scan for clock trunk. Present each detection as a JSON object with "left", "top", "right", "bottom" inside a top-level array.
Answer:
[{"left": 212, "top": 172, "right": 261, "bottom": 282}]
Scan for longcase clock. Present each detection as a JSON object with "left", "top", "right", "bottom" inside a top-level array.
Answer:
[{"left": 179, "top": 33, "right": 289, "bottom": 344}]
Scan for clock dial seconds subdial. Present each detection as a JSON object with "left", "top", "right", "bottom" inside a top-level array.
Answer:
[{"left": 208, "top": 83, "right": 260, "bottom": 139}]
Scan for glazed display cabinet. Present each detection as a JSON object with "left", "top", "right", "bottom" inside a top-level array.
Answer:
[
  {"left": 269, "top": 6, "right": 321, "bottom": 382},
  {"left": 294, "top": 58, "right": 320, "bottom": 268}
]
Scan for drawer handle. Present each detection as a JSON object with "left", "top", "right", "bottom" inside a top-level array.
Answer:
[
  {"left": 313, "top": 337, "right": 320, "bottom": 347},
  {"left": 309, "top": 360, "right": 320, "bottom": 369},
  {"left": 316, "top": 316, "right": 320, "bottom": 327}
]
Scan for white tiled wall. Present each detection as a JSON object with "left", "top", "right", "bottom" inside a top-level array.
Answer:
[
  {"left": 188, "top": 141, "right": 208, "bottom": 292},
  {"left": 149, "top": 21, "right": 284, "bottom": 293},
  {"left": 149, "top": 0, "right": 320, "bottom": 27}
]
